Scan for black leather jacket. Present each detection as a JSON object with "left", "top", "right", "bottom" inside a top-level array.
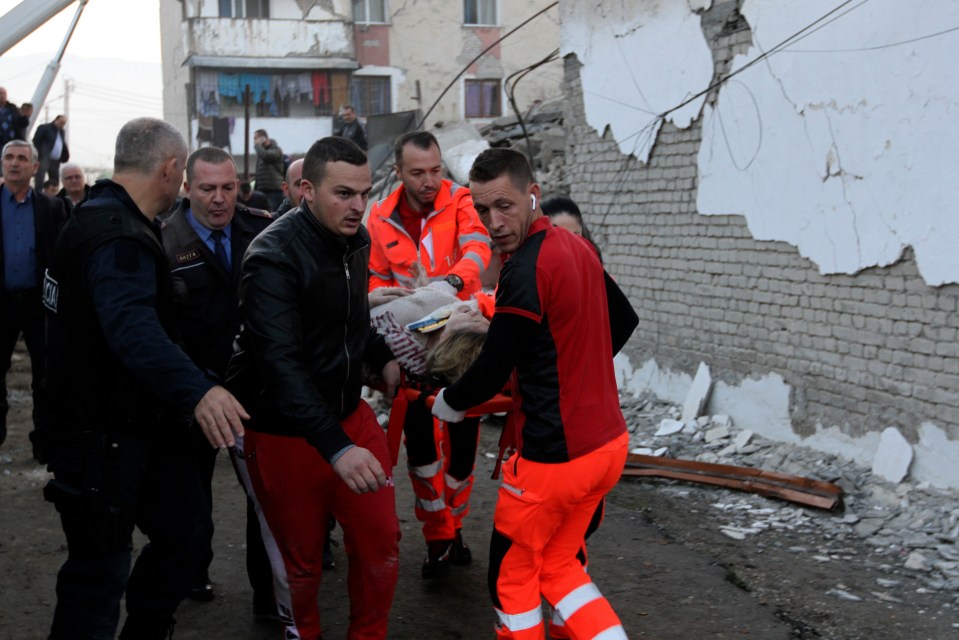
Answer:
[{"left": 227, "top": 204, "right": 393, "bottom": 462}]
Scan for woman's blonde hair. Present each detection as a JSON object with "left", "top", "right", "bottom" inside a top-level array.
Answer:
[{"left": 426, "top": 330, "right": 487, "bottom": 383}]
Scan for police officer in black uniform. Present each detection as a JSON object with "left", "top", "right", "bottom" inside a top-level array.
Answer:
[
  {"left": 40, "top": 118, "right": 249, "bottom": 640},
  {"left": 160, "top": 146, "right": 274, "bottom": 612}
]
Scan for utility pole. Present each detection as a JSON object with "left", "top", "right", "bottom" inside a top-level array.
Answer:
[{"left": 63, "top": 77, "right": 72, "bottom": 145}]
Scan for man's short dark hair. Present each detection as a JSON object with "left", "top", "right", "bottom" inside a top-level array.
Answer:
[
  {"left": 469, "top": 147, "right": 534, "bottom": 192},
  {"left": 239, "top": 181, "right": 253, "bottom": 196},
  {"left": 114, "top": 118, "right": 186, "bottom": 175},
  {"left": 43, "top": 179, "right": 58, "bottom": 189},
  {"left": 254, "top": 128, "right": 268, "bottom": 138},
  {"left": 303, "top": 137, "right": 367, "bottom": 186},
  {"left": 393, "top": 130, "right": 439, "bottom": 166},
  {"left": 186, "top": 146, "right": 236, "bottom": 183}
]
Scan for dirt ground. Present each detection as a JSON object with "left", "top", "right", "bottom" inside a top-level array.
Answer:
[{"left": 1, "top": 342, "right": 957, "bottom": 640}]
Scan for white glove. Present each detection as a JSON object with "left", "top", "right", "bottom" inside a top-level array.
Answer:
[
  {"left": 432, "top": 388, "right": 467, "bottom": 423},
  {"left": 426, "top": 280, "right": 458, "bottom": 297}
]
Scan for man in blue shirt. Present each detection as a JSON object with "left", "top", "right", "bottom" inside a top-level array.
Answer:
[
  {"left": 160, "top": 146, "right": 274, "bottom": 612},
  {"left": 0, "top": 139, "right": 65, "bottom": 452}
]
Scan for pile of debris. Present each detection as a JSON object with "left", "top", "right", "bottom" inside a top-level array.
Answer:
[
  {"left": 478, "top": 96, "right": 567, "bottom": 197},
  {"left": 621, "top": 391, "right": 959, "bottom": 601}
]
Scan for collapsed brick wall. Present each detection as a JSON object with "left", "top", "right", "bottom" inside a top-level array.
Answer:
[{"left": 563, "top": 0, "right": 959, "bottom": 443}]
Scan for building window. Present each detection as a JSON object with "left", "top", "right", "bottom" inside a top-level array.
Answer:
[
  {"left": 351, "top": 76, "right": 392, "bottom": 116},
  {"left": 464, "top": 79, "right": 501, "bottom": 118},
  {"left": 219, "top": 0, "right": 270, "bottom": 18},
  {"left": 353, "top": 0, "right": 388, "bottom": 24},
  {"left": 464, "top": 0, "right": 496, "bottom": 26}
]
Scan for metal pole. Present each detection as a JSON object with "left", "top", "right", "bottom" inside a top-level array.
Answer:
[
  {"left": 27, "top": 0, "right": 88, "bottom": 131},
  {"left": 243, "top": 84, "right": 251, "bottom": 179},
  {"left": 63, "top": 77, "right": 70, "bottom": 145}
]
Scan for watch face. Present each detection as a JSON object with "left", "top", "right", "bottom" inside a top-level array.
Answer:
[{"left": 446, "top": 275, "right": 463, "bottom": 291}]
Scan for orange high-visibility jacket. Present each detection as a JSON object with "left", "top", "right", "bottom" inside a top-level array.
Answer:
[{"left": 367, "top": 179, "right": 491, "bottom": 299}]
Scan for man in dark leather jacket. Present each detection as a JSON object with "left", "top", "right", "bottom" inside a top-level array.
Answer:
[{"left": 227, "top": 136, "right": 400, "bottom": 640}]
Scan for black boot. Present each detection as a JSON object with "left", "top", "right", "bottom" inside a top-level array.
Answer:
[
  {"left": 451, "top": 529, "right": 472, "bottom": 566},
  {"left": 421, "top": 539, "right": 453, "bottom": 579}
]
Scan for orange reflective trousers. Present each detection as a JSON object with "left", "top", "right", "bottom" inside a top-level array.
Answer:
[{"left": 488, "top": 433, "right": 629, "bottom": 640}]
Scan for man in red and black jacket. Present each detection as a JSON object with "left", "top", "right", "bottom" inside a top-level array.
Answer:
[{"left": 432, "top": 148, "right": 637, "bottom": 640}]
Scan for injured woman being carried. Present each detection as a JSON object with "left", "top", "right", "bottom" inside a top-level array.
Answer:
[{"left": 369, "top": 286, "right": 490, "bottom": 384}]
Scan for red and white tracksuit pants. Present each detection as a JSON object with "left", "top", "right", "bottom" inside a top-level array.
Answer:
[
  {"left": 488, "top": 433, "right": 629, "bottom": 640},
  {"left": 238, "top": 401, "right": 400, "bottom": 640}
]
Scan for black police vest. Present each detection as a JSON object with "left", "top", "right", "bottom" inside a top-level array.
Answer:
[{"left": 42, "top": 194, "right": 179, "bottom": 433}]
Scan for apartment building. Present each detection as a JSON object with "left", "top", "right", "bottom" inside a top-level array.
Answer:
[{"left": 160, "top": 0, "right": 560, "bottom": 158}]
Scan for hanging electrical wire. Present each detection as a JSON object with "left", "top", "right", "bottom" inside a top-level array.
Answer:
[
  {"left": 372, "top": 1, "right": 559, "bottom": 199},
  {"left": 503, "top": 48, "right": 560, "bottom": 181},
  {"left": 581, "top": 0, "right": 875, "bottom": 234}
]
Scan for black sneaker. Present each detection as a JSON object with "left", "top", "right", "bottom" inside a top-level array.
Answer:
[
  {"left": 421, "top": 540, "right": 453, "bottom": 579},
  {"left": 253, "top": 597, "right": 279, "bottom": 622},
  {"left": 450, "top": 529, "right": 472, "bottom": 566},
  {"left": 187, "top": 577, "right": 214, "bottom": 602}
]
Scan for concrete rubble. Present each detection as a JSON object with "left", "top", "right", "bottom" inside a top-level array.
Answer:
[
  {"left": 621, "top": 394, "right": 959, "bottom": 602},
  {"left": 477, "top": 96, "right": 568, "bottom": 196}
]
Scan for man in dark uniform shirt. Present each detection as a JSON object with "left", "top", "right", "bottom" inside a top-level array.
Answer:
[
  {"left": 0, "top": 140, "right": 65, "bottom": 453},
  {"left": 160, "top": 146, "right": 274, "bottom": 613},
  {"left": 40, "top": 117, "right": 248, "bottom": 640}
]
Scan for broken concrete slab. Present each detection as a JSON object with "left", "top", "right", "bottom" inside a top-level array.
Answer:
[
  {"left": 431, "top": 121, "right": 490, "bottom": 184},
  {"left": 905, "top": 550, "right": 932, "bottom": 572},
  {"left": 711, "top": 414, "right": 733, "bottom": 428},
  {"left": 872, "top": 427, "right": 913, "bottom": 484},
  {"left": 704, "top": 425, "right": 730, "bottom": 443},
  {"left": 734, "top": 429, "right": 754, "bottom": 452},
  {"left": 655, "top": 419, "right": 685, "bottom": 437},
  {"left": 681, "top": 362, "right": 712, "bottom": 422}
]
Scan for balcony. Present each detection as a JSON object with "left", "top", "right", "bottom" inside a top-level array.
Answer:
[{"left": 184, "top": 17, "right": 354, "bottom": 63}]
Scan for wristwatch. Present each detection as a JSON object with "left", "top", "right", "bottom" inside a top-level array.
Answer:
[{"left": 444, "top": 274, "right": 464, "bottom": 292}]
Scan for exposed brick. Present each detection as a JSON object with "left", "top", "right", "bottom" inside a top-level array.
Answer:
[{"left": 562, "top": 28, "right": 959, "bottom": 447}]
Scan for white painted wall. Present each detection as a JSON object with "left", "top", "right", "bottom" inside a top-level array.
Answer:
[
  {"left": 618, "top": 353, "right": 959, "bottom": 489},
  {"left": 699, "top": 0, "right": 959, "bottom": 286},
  {"left": 563, "top": 0, "right": 959, "bottom": 285},
  {"left": 559, "top": 0, "right": 713, "bottom": 162}
]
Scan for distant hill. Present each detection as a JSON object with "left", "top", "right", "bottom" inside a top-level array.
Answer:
[{"left": 0, "top": 52, "right": 162, "bottom": 168}]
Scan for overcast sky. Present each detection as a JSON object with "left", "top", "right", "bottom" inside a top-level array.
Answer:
[
  {"left": 0, "top": 0, "right": 163, "bottom": 167},
  {"left": 0, "top": 0, "right": 161, "bottom": 62}
]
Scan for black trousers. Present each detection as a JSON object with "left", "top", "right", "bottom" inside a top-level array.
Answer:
[
  {"left": 46, "top": 429, "right": 212, "bottom": 640},
  {"left": 0, "top": 289, "right": 46, "bottom": 435},
  {"left": 36, "top": 156, "right": 62, "bottom": 189},
  {"left": 190, "top": 426, "right": 274, "bottom": 605}
]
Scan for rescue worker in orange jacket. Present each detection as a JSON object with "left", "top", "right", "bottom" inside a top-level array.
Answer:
[
  {"left": 432, "top": 148, "right": 638, "bottom": 639},
  {"left": 366, "top": 130, "right": 492, "bottom": 578},
  {"left": 368, "top": 131, "right": 491, "bottom": 298}
]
